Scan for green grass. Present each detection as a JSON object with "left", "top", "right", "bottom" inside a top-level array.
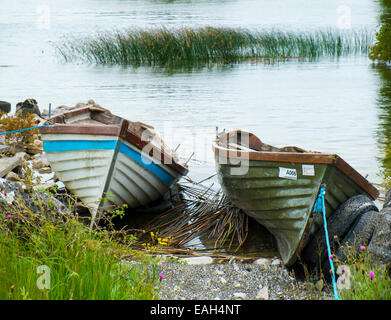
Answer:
[
  {"left": 57, "top": 26, "right": 374, "bottom": 67},
  {"left": 334, "top": 245, "right": 391, "bottom": 300},
  {"left": 0, "top": 189, "right": 161, "bottom": 300}
]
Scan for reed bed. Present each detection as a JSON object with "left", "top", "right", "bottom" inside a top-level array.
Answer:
[
  {"left": 57, "top": 26, "right": 374, "bottom": 67},
  {"left": 137, "top": 177, "right": 249, "bottom": 253}
]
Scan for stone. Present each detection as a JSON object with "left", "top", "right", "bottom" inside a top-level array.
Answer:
[
  {"left": 219, "top": 277, "right": 227, "bottom": 284},
  {"left": 34, "top": 180, "right": 55, "bottom": 190},
  {"left": 254, "top": 258, "right": 271, "bottom": 269},
  {"left": 368, "top": 206, "right": 391, "bottom": 264},
  {"left": 15, "top": 98, "right": 41, "bottom": 117},
  {"left": 233, "top": 292, "right": 247, "bottom": 299},
  {"left": 5, "top": 171, "right": 20, "bottom": 182},
  {"left": 0, "top": 153, "right": 23, "bottom": 178},
  {"left": 180, "top": 256, "right": 213, "bottom": 265},
  {"left": 0, "top": 178, "right": 69, "bottom": 220},
  {"left": 31, "top": 153, "right": 42, "bottom": 160},
  {"left": 271, "top": 258, "right": 282, "bottom": 266},
  {"left": 315, "top": 279, "right": 324, "bottom": 291},
  {"left": 256, "top": 286, "right": 269, "bottom": 300},
  {"left": 25, "top": 143, "right": 43, "bottom": 155},
  {"left": 0, "top": 144, "right": 10, "bottom": 154},
  {"left": 33, "top": 139, "right": 43, "bottom": 148},
  {"left": 32, "top": 155, "right": 50, "bottom": 170},
  {"left": 38, "top": 167, "right": 52, "bottom": 174},
  {"left": 55, "top": 181, "right": 65, "bottom": 190},
  {"left": 32, "top": 158, "right": 44, "bottom": 170},
  {"left": 21, "top": 152, "right": 29, "bottom": 160},
  {"left": 8, "top": 141, "right": 25, "bottom": 155},
  {"left": 384, "top": 189, "right": 391, "bottom": 209},
  {"left": 41, "top": 105, "right": 70, "bottom": 118},
  {"left": 33, "top": 114, "right": 46, "bottom": 125},
  {"left": 0, "top": 101, "right": 11, "bottom": 113}
]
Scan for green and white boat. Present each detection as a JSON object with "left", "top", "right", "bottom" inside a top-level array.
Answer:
[{"left": 213, "top": 130, "right": 379, "bottom": 266}]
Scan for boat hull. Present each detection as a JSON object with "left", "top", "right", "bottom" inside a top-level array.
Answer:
[
  {"left": 104, "top": 139, "right": 179, "bottom": 209},
  {"left": 42, "top": 134, "right": 181, "bottom": 214},
  {"left": 214, "top": 138, "right": 378, "bottom": 266},
  {"left": 42, "top": 134, "right": 117, "bottom": 211}
]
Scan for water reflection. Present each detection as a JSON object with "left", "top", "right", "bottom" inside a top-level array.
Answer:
[
  {"left": 374, "top": 65, "right": 391, "bottom": 184},
  {"left": 113, "top": 62, "right": 240, "bottom": 76},
  {"left": 374, "top": 0, "right": 391, "bottom": 185},
  {"left": 378, "top": 0, "right": 391, "bottom": 24}
]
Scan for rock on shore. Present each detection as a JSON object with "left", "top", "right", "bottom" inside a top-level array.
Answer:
[{"left": 157, "top": 257, "right": 333, "bottom": 300}]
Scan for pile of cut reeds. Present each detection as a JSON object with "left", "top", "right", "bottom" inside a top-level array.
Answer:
[{"left": 138, "top": 177, "right": 248, "bottom": 253}]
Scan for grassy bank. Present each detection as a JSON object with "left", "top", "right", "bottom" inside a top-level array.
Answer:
[
  {"left": 57, "top": 26, "right": 374, "bottom": 67},
  {"left": 0, "top": 189, "right": 160, "bottom": 300},
  {"left": 334, "top": 245, "right": 391, "bottom": 300}
]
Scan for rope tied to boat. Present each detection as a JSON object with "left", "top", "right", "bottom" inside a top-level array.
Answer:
[
  {"left": 0, "top": 124, "right": 53, "bottom": 136},
  {"left": 313, "top": 186, "right": 341, "bottom": 300}
]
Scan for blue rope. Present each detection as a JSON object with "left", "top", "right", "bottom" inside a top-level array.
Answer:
[
  {"left": 0, "top": 124, "right": 53, "bottom": 136},
  {"left": 313, "top": 186, "right": 341, "bottom": 300}
]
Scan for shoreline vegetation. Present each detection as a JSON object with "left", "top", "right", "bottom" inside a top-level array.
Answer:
[
  {"left": 0, "top": 177, "right": 162, "bottom": 300},
  {"left": 57, "top": 26, "right": 374, "bottom": 67}
]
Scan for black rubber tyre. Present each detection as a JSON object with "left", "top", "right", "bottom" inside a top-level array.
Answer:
[
  {"left": 384, "top": 189, "right": 391, "bottom": 209},
  {"left": 301, "top": 194, "right": 378, "bottom": 269},
  {"left": 335, "top": 210, "right": 379, "bottom": 261},
  {"left": 0, "top": 101, "right": 11, "bottom": 113},
  {"left": 321, "top": 210, "right": 379, "bottom": 280},
  {"left": 367, "top": 206, "right": 391, "bottom": 264}
]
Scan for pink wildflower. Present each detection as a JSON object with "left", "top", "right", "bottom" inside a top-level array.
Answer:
[
  {"left": 159, "top": 274, "right": 164, "bottom": 281},
  {"left": 369, "top": 270, "right": 375, "bottom": 280},
  {"left": 7, "top": 215, "right": 11, "bottom": 219},
  {"left": 360, "top": 245, "right": 366, "bottom": 251}
]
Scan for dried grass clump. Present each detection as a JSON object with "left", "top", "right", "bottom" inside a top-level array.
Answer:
[{"left": 139, "top": 177, "right": 248, "bottom": 253}]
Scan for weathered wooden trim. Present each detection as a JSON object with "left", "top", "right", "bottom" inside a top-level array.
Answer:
[
  {"left": 334, "top": 156, "right": 379, "bottom": 200},
  {"left": 213, "top": 142, "right": 337, "bottom": 164},
  {"left": 40, "top": 106, "right": 188, "bottom": 176},
  {"left": 122, "top": 130, "right": 188, "bottom": 176},
  {"left": 40, "top": 124, "right": 120, "bottom": 136}
]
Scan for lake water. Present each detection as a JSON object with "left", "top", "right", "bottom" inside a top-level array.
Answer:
[{"left": 0, "top": 1, "right": 389, "bottom": 253}]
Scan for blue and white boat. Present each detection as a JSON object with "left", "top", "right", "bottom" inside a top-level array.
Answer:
[{"left": 39, "top": 106, "right": 188, "bottom": 223}]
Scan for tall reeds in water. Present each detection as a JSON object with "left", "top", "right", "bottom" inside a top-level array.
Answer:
[{"left": 57, "top": 26, "right": 374, "bottom": 67}]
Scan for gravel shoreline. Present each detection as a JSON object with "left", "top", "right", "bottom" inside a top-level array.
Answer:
[{"left": 157, "top": 256, "right": 333, "bottom": 300}]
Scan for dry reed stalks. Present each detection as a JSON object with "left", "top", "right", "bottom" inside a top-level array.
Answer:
[{"left": 137, "top": 176, "right": 249, "bottom": 253}]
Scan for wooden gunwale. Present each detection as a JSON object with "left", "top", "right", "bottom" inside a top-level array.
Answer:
[
  {"left": 40, "top": 106, "right": 188, "bottom": 176},
  {"left": 40, "top": 124, "right": 120, "bottom": 136},
  {"left": 121, "top": 130, "right": 188, "bottom": 176},
  {"left": 212, "top": 140, "right": 379, "bottom": 200}
]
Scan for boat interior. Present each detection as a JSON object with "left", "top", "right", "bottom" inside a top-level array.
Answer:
[{"left": 217, "top": 130, "right": 319, "bottom": 154}]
